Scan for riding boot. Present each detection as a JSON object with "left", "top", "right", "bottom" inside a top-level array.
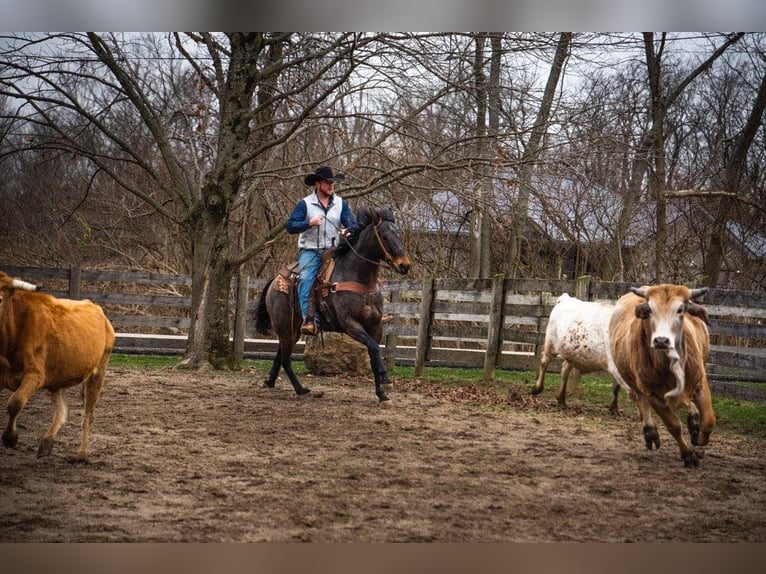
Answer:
[
  {"left": 301, "top": 314, "right": 317, "bottom": 336},
  {"left": 301, "top": 287, "right": 318, "bottom": 336}
]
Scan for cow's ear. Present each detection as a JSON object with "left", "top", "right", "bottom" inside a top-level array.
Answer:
[
  {"left": 635, "top": 302, "right": 651, "bottom": 320},
  {"left": 686, "top": 302, "right": 711, "bottom": 325}
]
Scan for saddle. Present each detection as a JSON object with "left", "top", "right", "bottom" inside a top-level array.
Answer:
[{"left": 274, "top": 249, "right": 379, "bottom": 332}]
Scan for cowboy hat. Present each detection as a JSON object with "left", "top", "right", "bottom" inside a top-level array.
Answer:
[{"left": 304, "top": 166, "right": 346, "bottom": 186}]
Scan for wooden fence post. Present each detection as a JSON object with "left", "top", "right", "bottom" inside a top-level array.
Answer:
[
  {"left": 575, "top": 275, "right": 591, "bottom": 300},
  {"left": 68, "top": 266, "right": 82, "bottom": 299},
  {"left": 414, "top": 277, "right": 435, "bottom": 377},
  {"left": 384, "top": 289, "right": 401, "bottom": 372},
  {"left": 233, "top": 271, "right": 249, "bottom": 364},
  {"left": 483, "top": 273, "right": 505, "bottom": 381}
]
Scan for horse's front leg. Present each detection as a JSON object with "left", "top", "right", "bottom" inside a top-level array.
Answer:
[{"left": 345, "top": 321, "right": 392, "bottom": 403}]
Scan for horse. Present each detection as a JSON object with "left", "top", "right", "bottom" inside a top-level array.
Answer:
[{"left": 255, "top": 205, "right": 411, "bottom": 402}]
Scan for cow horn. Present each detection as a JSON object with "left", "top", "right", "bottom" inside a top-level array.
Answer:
[
  {"left": 11, "top": 279, "right": 39, "bottom": 291},
  {"left": 689, "top": 287, "right": 708, "bottom": 302},
  {"left": 629, "top": 286, "right": 647, "bottom": 299}
]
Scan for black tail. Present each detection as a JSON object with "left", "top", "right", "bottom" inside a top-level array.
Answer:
[{"left": 255, "top": 278, "right": 274, "bottom": 336}]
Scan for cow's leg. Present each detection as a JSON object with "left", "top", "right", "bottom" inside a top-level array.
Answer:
[
  {"left": 37, "top": 389, "right": 68, "bottom": 458},
  {"left": 608, "top": 380, "right": 621, "bottom": 415},
  {"left": 645, "top": 393, "right": 698, "bottom": 467},
  {"left": 3, "top": 371, "right": 44, "bottom": 449},
  {"left": 635, "top": 393, "right": 660, "bottom": 450},
  {"left": 692, "top": 380, "right": 716, "bottom": 447},
  {"left": 74, "top": 353, "right": 109, "bottom": 459},
  {"left": 556, "top": 360, "right": 572, "bottom": 407},
  {"left": 530, "top": 343, "right": 553, "bottom": 396},
  {"left": 686, "top": 402, "right": 701, "bottom": 446}
]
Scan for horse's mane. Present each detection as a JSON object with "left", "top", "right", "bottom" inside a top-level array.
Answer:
[{"left": 334, "top": 205, "right": 396, "bottom": 258}]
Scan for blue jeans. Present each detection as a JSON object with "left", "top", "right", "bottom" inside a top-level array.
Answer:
[{"left": 297, "top": 249, "right": 323, "bottom": 320}]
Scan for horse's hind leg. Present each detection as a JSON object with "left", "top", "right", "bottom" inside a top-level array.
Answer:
[
  {"left": 263, "top": 351, "right": 281, "bottom": 388},
  {"left": 269, "top": 340, "right": 310, "bottom": 396},
  {"left": 281, "top": 353, "right": 310, "bottom": 396}
]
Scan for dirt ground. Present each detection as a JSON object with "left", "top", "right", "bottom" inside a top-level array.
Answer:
[{"left": 1, "top": 365, "right": 765, "bottom": 542}]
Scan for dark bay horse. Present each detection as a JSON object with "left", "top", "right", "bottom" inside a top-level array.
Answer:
[{"left": 255, "top": 206, "right": 411, "bottom": 402}]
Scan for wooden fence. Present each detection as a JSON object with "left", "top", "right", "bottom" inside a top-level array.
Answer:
[{"left": 4, "top": 266, "right": 766, "bottom": 383}]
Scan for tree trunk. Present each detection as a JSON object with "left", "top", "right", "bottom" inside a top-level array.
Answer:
[
  {"left": 470, "top": 33, "right": 488, "bottom": 278},
  {"left": 180, "top": 33, "right": 263, "bottom": 369},
  {"left": 604, "top": 132, "right": 653, "bottom": 281},
  {"left": 507, "top": 33, "right": 572, "bottom": 277},
  {"left": 703, "top": 68, "right": 766, "bottom": 287}
]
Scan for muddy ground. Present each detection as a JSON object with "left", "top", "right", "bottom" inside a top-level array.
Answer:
[{"left": 1, "top": 366, "right": 765, "bottom": 542}]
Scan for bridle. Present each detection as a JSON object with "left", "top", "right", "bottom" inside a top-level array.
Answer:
[{"left": 329, "top": 216, "right": 398, "bottom": 270}]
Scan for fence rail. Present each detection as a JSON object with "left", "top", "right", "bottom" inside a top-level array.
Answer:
[{"left": 4, "top": 266, "right": 765, "bottom": 383}]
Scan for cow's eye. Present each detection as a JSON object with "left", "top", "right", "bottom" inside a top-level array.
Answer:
[{"left": 677, "top": 305, "right": 684, "bottom": 314}]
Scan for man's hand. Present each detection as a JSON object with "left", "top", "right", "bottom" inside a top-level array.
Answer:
[{"left": 339, "top": 228, "right": 351, "bottom": 238}]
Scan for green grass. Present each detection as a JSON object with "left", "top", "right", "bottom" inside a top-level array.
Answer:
[
  {"left": 108, "top": 354, "right": 766, "bottom": 441},
  {"left": 108, "top": 354, "right": 182, "bottom": 369}
]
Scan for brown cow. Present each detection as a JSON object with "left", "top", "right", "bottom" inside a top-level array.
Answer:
[
  {"left": 0, "top": 271, "right": 115, "bottom": 459},
  {"left": 609, "top": 284, "right": 715, "bottom": 467}
]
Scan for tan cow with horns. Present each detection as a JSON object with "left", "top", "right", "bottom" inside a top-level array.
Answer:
[
  {"left": 609, "top": 283, "right": 715, "bottom": 467},
  {"left": 0, "top": 271, "right": 115, "bottom": 459}
]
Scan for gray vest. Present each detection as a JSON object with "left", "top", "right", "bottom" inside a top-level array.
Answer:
[{"left": 297, "top": 193, "right": 345, "bottom": 251}]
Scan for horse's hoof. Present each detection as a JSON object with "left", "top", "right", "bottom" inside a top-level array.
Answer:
[
  {"left": 263, "top": 381, "right": 276, "bottom": 389},
  {"left": 378, "top": 397, "right": 393, "bottom": 408},
  {"left": 379, "top": 382, "right": 393, "bottom": 394}
]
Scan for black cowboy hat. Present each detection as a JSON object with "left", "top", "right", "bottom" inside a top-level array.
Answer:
[{"left": 304, "top": 166, "right": 346, "bottom": 186}]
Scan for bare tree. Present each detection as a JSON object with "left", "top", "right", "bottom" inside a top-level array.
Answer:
[
  {"left": 702, "top": 64, "right": 766, "bottom": 286},
  {"left": 642, "top": 32, "right": 744, "bottom": 280},
  {"left": 506, "top": 32, "right": 572, "bottom": 278},
  {"left": 0, "top": 33, "right": 382, "bottom": 368}
]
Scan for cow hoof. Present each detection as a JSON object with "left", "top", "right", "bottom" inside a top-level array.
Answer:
[
  {"left": 2, "top": 431, "right": 18, "bottom": 449},
  {"left": 66, "top": 454, "right": 89, "bottom": 465},
  {"left": 682, "top": 451, "right": 700, "bottom": 467},
  {"left": 37, "top": 438, "right": 54, "bottom": 458},
  {"left": 643, "top": 425, "right": 661, "bottom": 450}
]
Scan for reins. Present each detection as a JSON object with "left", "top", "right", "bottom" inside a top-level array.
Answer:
[{"left": 327, "top": 217, "right": 397, "bottom": 271}]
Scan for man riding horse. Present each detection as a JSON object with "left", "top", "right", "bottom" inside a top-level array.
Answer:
[{"left": 286, "top": 166, "right": 359, "bottom": 336}]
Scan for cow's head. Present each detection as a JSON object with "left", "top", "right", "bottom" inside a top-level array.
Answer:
[
  {"left": 0, "top": 271, "right": 39, "bottom": 306},
  {"left": 630, "top": 284, "right": 708, "bottom": 360}
]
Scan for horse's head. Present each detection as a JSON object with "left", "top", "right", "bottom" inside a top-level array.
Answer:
[{"left": 356, "top": 206, "right": 411, "bottom": 275}]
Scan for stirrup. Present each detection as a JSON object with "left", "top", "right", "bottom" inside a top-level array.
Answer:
[{"left": 301, "top": 320, "right": 317, "bottom": 336}]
